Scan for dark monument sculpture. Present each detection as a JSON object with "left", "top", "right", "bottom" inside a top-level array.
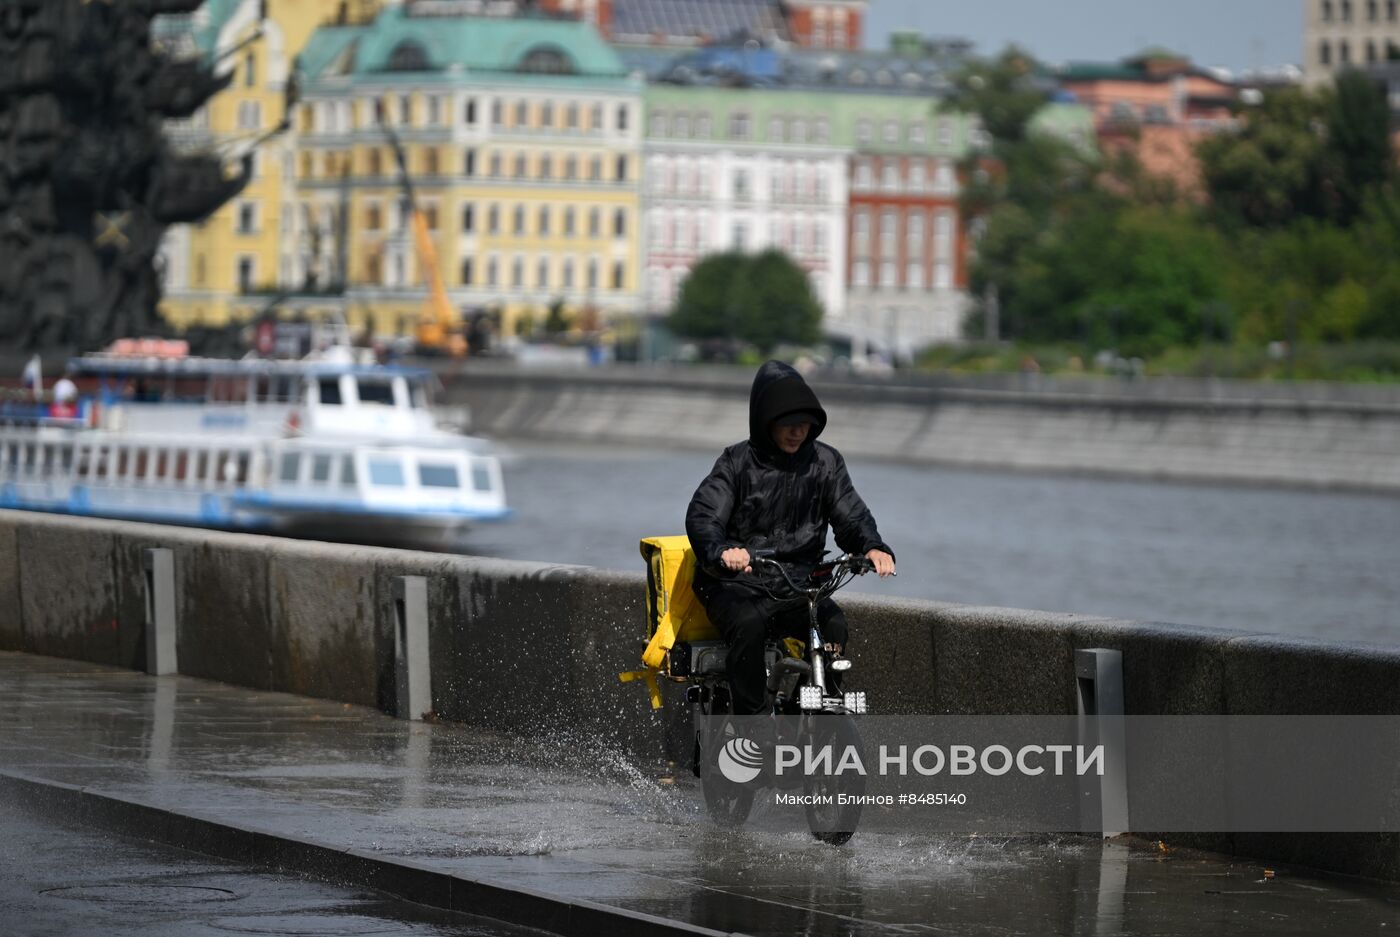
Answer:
[{"left": 0, "top": 0, "right": 257, "bottom": 352}]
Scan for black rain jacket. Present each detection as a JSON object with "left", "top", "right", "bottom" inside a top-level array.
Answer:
[{"left": 685, "top": 360, "right": 894, "bottom": 593}]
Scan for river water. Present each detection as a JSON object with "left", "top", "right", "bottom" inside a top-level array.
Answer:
[{"left": 461, "top": 441, "right": 1400, "bottom": 645}]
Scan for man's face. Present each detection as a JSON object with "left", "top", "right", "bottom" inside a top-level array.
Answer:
[{"left": 771, "top": 421, "right": 812, "bottom": 454}]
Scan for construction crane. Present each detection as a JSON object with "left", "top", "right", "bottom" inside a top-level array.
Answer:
[{"left": 375, "top": 100, "right": 466, "bottom": 357}]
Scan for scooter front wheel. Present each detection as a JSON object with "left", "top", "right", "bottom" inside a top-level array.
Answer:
[{"left": 801, "top": 713, "right": 864, "bottom": 845}]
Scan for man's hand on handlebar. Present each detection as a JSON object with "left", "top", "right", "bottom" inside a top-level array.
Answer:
[
  {"left": 866, "top": 549, "right": 896, "bottom": 578},
  {"left": 721, "top": 547, "right": 752, "bottom": 574}
]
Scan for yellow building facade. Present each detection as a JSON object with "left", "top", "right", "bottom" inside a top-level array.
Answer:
[
  {"left": 162, "top": 3, "right": 643, "bottom": 342},
  {"left": 158, "top": 0, "right": 350, "bottom": 330}
]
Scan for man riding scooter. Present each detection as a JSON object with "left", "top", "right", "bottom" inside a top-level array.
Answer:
[{"left": 685, "top": 360, "right": 896, "bottom": 718}]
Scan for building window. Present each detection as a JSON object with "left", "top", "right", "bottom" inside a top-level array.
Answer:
[
  {"left": 487, "top": 205, "right": 499, "bottom": 234},
  {"left": 882, "top": 121, "right": 900, "bottom": 143},
  {"left": 1368, "top": 39, "right": 1379, "bottom": 62},
  {"left": 538, "top": 206, "right": 550, "bottom": 235},
  {"left": 615, "top": 155, "right": 627, "bottom": 182},
  {"left": 728, "top": 111, "right": 751, "bottom": 140},
  {"left": 1343, "top": 0, "right": 1353, "bottom": 19},
  {"left": 540, "top": 154, "right": 553, "bottom": 179},
  {"left": 486, "top": 257, "right": 498, "bottom": 286},
  {"left": 732, "top": 222, "right": 747, "bottom": 251},
  {"left": 425, "top": 148, "right": 440, "bottom": 175},
  {"left": 236, "top": 201, "right": 256, "bottom": 234},
  {"left": 1324, "top": 0, "right": 1334, "bottom": 19},
  {"left": 491, "top": 100, "right": 503, "bottom": 126},
  {"left": 237, "top": 101, "right": 262, "bottom": 130},
  {"left": 513, "top": 205, "right": 525, "bottom": 235},
  {"left": 611, "top": 261, "right": 624, "bottom": 290},
  {"left": 514, "top": 153, "right": 527, "bottom": 178},
  {"left": 881, "top": 162, "right": 900, "bottom": 192},
  {"left": 1390, "top": 0, "right": 1398, "bottom": 21},
  {"left": 464, "top": 149, "right": 476, "bottom": 176},
  {"left": 367, "top": 204, "right": 382, "bottom": 230},
  {"left": 511, "top": 257, "right": 523, "bottom": 287},
  {"left": 514, "top": 100, "right": 529, "bottom": 126},
  {"left": 588, "top": 207, "right": 600, "bottom": 237},
  {"left": 769, "top": 117, "right": 785, "bottom": 142},
  {"left": 696, "top": 114, "right": 712, "bottom": 138},
  {"left": 565, "top": 156, "right": 577, "bottom": 180},
  {"left": 591, "top": 104, "right": 603, "bottom": 131},
  {"left": 674, "top": 113, "right": 690, "bottom": 137},
  {"left": 366, "top": 149, "right": 381, "bottom": 176},
  {"left": 934, "top": 261, "right": 952, "bottom": 289},
  {"left": 616, "top": 104, "right": 629, "bottom": 131},
  {"left": 906, "top": 263, "right": 923, "bottom": 290},
  {"left": 909, "top": 122, "right": 927, "bottom": 145},
  {"left": 910, "top": 161, "right": 927, "bottom": 190},
  {"left": 537, "top": 258, "right": 549, "bottom": 288},
  {"left": 465, "top": 98, "right": 477, "bottom": 125},
  {"left": 461, "top": 258, "right": 474, "bottom": 285},
  {"left": 880, "top": 211, "right": 897, "bottom": 256},
  {"left": 734, "top": 169, "right": 749, "bottom": 201},
  {"left": 1340, "top": 39, "right": 1352, "bottom": 63},
  {"left": 427, "top": 95, "right": 442, "bottom": 126},
  {"left": 589, "top": 157, "right": 602, "bottom": 181},
  {"left": 855, "top": 161, "right": 873, "bottom": 190},
  {"left": 541, "top": 102, "right": 554, "bottom": 127},
  {"left": 244, "top": 52, "right": 256, "bottom": 88},
  {"left": 853, "top": 260, "right": 869, "bottom": 287},
  {"left": 613, "top": 208, "right": 626, "bottom": 238},
  {"left": 856, "top": 119, "right": 872, "bottom": 144},
  {"left": 566, "top": 103, "right": 579, "bottom": 129},
  {"left": 461, "top": 204, "right": 474, "bottom": 233},
  {"left": 562, "top": 259, "right": 574, "bottom": 288},
  {"left": 879, "top": 261, "right": 896, "bottom": 289},
  {"left": 564, "top": 207, "right": 575, "bottom": 237},
  {"left": 237, "top": 256, "right": 255, "bottom": 292},
  {"left": 399, "top": 94, "right": 412, "bottom": 126}
]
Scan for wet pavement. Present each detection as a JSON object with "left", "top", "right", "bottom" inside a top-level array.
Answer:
[
  {"left": 0, "top": 797, "right": 547, "bottom": 937},
  {"left": 4, "top": 651, "right": 1400, "bottom": 936}
]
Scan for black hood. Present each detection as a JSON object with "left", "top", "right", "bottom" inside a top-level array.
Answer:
[{"left": 748, "top": 360, "right": 827, "bottom": 455}]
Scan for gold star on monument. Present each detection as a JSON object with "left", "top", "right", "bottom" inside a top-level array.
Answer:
[{"left": 94, "top": 212, "right": 131, "bottom": 250}]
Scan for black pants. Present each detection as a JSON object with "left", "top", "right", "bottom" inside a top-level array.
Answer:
[{"left": 694, "top": 579, "right": 849, "bottom": 716}]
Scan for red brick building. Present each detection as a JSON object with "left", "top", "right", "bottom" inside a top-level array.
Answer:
[{"left": 536, "top": 0, "right": 866, "bottom": 49}]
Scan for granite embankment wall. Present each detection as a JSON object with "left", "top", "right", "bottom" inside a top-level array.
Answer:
[
  {"left": 440, "top": 366, "right": 1400, "bottom": 491},
  {"left": 5, "top": 510, "right": 1400, "bottom": 878}
]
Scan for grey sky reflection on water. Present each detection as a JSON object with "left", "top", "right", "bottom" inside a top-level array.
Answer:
[{"left": 464, "top": 441, "right": 1400, "bottom": 644}]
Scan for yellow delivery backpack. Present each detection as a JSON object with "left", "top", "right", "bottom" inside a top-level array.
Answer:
[{"left": 619, "top": 535, "right": 721, "bottom": 709}]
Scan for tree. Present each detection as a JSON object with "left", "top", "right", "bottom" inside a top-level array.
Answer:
[
  {"left": 670, "top": 250, "right": 822, "bottom": 355},
  {"left": 1198, "top": 75, "right": 1394, "bottom": 229}
]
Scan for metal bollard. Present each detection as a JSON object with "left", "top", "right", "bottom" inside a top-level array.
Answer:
[
  {"left": 142, "top": 548, "right": 178, "bottom": 676},
  {"left": 1076, "top": 647, "right": 1128, "bottom": 837},
  {"left": 393, "top": 576, "right": 432, "bottom": 721}
]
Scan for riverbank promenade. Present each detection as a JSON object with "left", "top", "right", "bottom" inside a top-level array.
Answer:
[{"left": 5, "top": 651, "right": 1399, "bottom": 936}]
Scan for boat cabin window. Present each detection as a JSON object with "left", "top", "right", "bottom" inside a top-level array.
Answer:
[
  {"left": 257, "top": 376, "right": 298, "bottom": 403},
  {"left": 192, "top": 450, "right": 209, "bottom": 483},
  {"left": 317, "top": 378, "right": 343, "bottom": 406},
  {"left": 341, "top": 455, "right": 357, "bottom": 486},
  {"left": 311, "top": 453, "right": 333, "bottom": 483},
  {"left": 367, "top": 458, "right": 405, "bottom": 487},
  {"left": 418, "top": 463, "right": 459, "bottom": 488},
  {"left": 472, "top": 461, "right": 493, "bottom": 492},
  {"left": 279, "top": 453, "right": 300, "bottom": 483},
  {"left": 358, "top": 380, "right": 395, "bottom": 406}
]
